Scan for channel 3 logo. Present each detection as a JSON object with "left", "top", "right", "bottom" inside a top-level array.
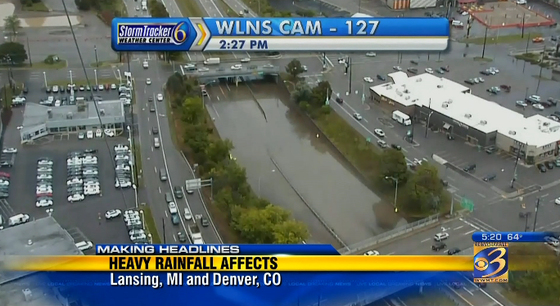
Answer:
[{"left": 473, "top": 242, "right": 508, "bottom": 283}]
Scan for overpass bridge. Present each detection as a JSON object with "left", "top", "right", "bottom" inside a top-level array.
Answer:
[{"left": 184, "top": 65, "right": 280, "bottom": 80}]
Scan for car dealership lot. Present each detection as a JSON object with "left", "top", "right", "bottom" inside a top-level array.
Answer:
[{"left": 6, "top": 136, "right": 134, "bottom": 245}]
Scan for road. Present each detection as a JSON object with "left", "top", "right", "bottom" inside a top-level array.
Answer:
[
  {"left": 130, "top": 59, "right": 222, "bottom": 244},
  {"left": 367, "top": 218, "right": 510, "bottom": 306}
]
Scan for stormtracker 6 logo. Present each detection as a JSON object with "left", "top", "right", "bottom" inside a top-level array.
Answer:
[{"left": 116, "top": 22, "right": 189, "bottom": 45}]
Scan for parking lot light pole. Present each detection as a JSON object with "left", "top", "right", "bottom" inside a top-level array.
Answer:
[
  {"left": 94, "top": 45, "right": 99, "bottom": 67},
  {"left": 385, "top": 176, "right": 399, "bottom": 213},
  {"left": 94, "top": 69, "right": 98, "bottom": 86},
  {"left": 42, "top": 71, "right": 47, "bottom": 88},
  {"left": 132, "top": 184, "right": 138, "bottom": 209},
  {"left": 69, "top": 70, "right": 73, "bottom": 85},
  {"left": 127, "top": 126, "right": 136, "bottom": 187},
  {"left": 532, "top": 197, "right": 541, "bottom": 232},
  {"left": 117, "top": 69, "right": 122, "bottom": 84},
  {"left": 510, "top": 143, "right": 523, "bottom": 188}
]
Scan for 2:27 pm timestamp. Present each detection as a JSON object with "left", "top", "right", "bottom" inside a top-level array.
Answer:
[{"left": 218, "top": 39, "right": 269, "bottom": 50}]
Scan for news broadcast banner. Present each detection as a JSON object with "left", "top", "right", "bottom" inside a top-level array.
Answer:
[
  {"left": 111, "top": 17, "right": 450, "bottom": 52},
  {"left": 6, "top": 232, "right": 554, "bottom": 305}
]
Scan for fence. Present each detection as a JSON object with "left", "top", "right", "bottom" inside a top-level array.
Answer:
[{"left": 338, "top": 214, "right": 440, "bottom": 254}]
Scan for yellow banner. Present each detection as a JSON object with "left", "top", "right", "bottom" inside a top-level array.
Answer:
[{"left": 7, "top": 255, "right": 473, "bottom": 272}]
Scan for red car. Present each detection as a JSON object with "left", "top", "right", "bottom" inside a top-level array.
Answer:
[
  {"left": 105, "top": 84, "right": 111, "bottom": 90},
  {"left": 0, "top": 172, "right": 10, "bottom": 178},
  {"left": 500, "top": 84, "right": 511, "bottom": 92}
]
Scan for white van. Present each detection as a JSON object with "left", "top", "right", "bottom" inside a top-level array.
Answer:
[
  {"left": 75, "top": 241, "right": 94, "bottom": 251},
  {"left": 434, "top": 232, "right": 449, "bottom": 242},
  {"left": 154, "top": 137, "right": 160, "bottom": 148},
  {"left": 9, "top": 213, "right": 30, "bottom": 226}
]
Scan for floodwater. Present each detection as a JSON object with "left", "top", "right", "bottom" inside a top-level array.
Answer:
[{"left": 206, "top": 81, "right": 407, "bottom": 247}]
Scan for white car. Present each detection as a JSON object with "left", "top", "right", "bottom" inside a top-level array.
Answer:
[
  {"left": 105, "top": 129, "right": 115, "bottom": 137},
  {"left": 353, "top": 113, "right": 362, "bottom": 120},
  {"left": 0, "top": 180, "right": 9, "bottom": 186},
  {"left": 157, "top": 93, "right": 164, "bottom": 101},
  {"left": 374, "top": 129, "right": 385, "bottom": 137},
  {"left": 37, "top": 174, "right": 52, "bottom": 180},
  {"left": 545, "top": 236, "right": 559, "bottom": 247},
  {"left": 125, "top": 209, "right": 139, "bottom": 217},
  {"left": 363, "top": 77, "right": 374, "bottom": 83},
  {"left": 37, "top": 187, "right": 53, "bottom": 194},
  {"left": 2, "top": 148, "right": 17, "bottom": 153},
  {"left": 555, "top": 197, "right": 560, "bottom": 205},
  {"left": 240, "top": 58, "right": 250, "bottom": 63},
  {"left": 115, "top": 179, "right": 132, "bottom": 188},
  {"left": 146, "top": 78, "right": 151, "bottom": 85},
  {"left": 393, "top": 66, "right": 402, "bottom": 71},
  {"left": 184, "top": 208, "right": 193, "bottom": 220},
  {"left": 36, "top": 199, "right": 53, "bottom": 207},
  {"left": 83, "top": 169, "right": 98, "bottom": 175},
  {"left": 231, "top": 64, "right": 242, "bottom": 70},
  {"left": 111, "top": 84, "right": 117, "bottom": 90},
  {"left": 129, "top": 229, "right": 145, "bottom": 236},
  {"left": 37, "top": 160, "right": 53, "bottom": 166},
  {"left": 130, "top": 233, "right": 147, "bottom": 241},
  {"left": 116, "top": 165, "right": 130, "bottom": 171},
  {"left": 197, "top": 67, "right": 209, "bottom": 72},
  {"left": 364, "top": 250, "right": 380, "bottom": 256},
  {"left": 489, "top": 67, "right": 500, "bottom": 73},
  {"left": 115, "top": 155, "right": 129, "bottom": 161},
  {"left": 67, "top": 178, "right": 83, "bottom": 185},
  {"left": 186, "top": 189, "right": 194, "bottom": 194},
  {"left": 532, "top": 103, "right": 544, "bottom": 110},
  {"left": 86, "top": 130, "right": 94, "bottom": 139},
  {"left": 84, "top": 188, "right": 101, "bottom": 195},
  {"left": 68, "top": 193, "right": 85, "bottom": 202},
  {"left": 78, "top": 132, "right": 85, "bottom": 140},
  {"left": 98, "top": 84, "right": 104, "bottom": 91},
  {"left": 365, "top": 52, "right": 376, "bottom": 57},
  {"left": 425, "top": 68, "right": 434, "bottom": 74},
  {"left": 95, "top": 129, "right": 103, "bottom": 138}
]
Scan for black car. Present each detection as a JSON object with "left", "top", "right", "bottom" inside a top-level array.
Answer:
[
  {"left": 447, "top": 247, "right": 461, "bottom": 255},
  {"left": 441, "top": 66, "right": 450, "bottom": 72},
  {"left": 84, "top": 149, "right": 98, "bottom": 153},
  {"left": 547, "top": 97, "right": 559, "bottom": 106},
  {"left": 22, "top": 86, "right": 28, "bottom": 94},
  {"left": 92, "top": 85, "right": 97, "bottom": 91},
  {"left": 376, "top": 75, "right": 386, "bottom": 81},
  {"left": 177, "top": 232, "right": 187, "bottom": 242},
  {"left": 463, "top": 163, "right": 476, "bottom": 172},
  {"left": 173, "top": 186, "right": 183, "bottom": 199},
  {"left": 201, "top": 216, "right": 209, "bottom": 227},
  {"left": 391, "top": 144, "right": 401, "bottom": 150},
  {"left": 432, "top": 242, "right": 446, "bottom": 251},
  {"left": 152, "top": 127, "right": 159, "bottom": 134},
  {"left": 407, "top": 67, "right": 418, "bottom": 74},
  {"left": 410, "top": 60, "right": 418, "bottom": 65},
  {"left": 483, "top": 174, "right": 496, "bottom": 182},
  {"left": 480, "top": 70, "right": 491, "bottom": 76},
  {"left": 545, "top": 161, "right": 555, "bottom": 169},
  {"left": 464, "top": 79, "right": 475, "bottom": 85},
  {"left": 335, "top": 97, "right": 343, "bottom": 104},
  {"left": 537, "top": 164, "right": 547, "bottom": 173}
]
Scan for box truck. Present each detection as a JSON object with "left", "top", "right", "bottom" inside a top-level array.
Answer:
[
  {"left": 204, "top": 58, "right": 220, "bottom": 65},
  {"left": 392, "top": 110, "right": 412, "bottom": 126}
]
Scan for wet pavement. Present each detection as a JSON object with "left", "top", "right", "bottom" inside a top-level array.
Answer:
[{"left": 205, "top": 81, "right": 408, "bottom": 246}]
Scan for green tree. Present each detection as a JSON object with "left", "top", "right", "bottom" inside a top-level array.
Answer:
[
  {"left": 205, "top": 139, "right": 233, "bottom": 166},
  {"left": 273, "top": 219, "right": 309, "bottom": 243},
  {"left": 402, "top": 163, "right": 443, "bottom": 213},
  {"left": 292, "top": 82, "right": 312, "bottom": 105},
  {"left": 234, "top": 205, "right": 295, "bottom": 243},
  {"left": 183, "top": 123, "right": 210, "bottom": 156},
  {"left": 181, "top": 96, "right": 205, "bottom": 124},
  {"left": 207, "top": 162, "right": 251, "bottom": 200},
  {"left": 75, "top": 0, "right": 91, "bottom": 10},
  {"left": 0, "top": 42, "right": 28, "bottom": 65},
  {"left": 309, "top": 80, "right": 332, "bottom": 108},
  {"left": 379, "top": 149, "right": 409, "bottom": 185},
  {"left": 3, "top": 15, "right": 21, "bottom": 39},
  {"left": 285, "top": 59, "right": 305, "bottom": 81},
  {"left": 149, "top": 0, "right": 169, "bottom": 17}
]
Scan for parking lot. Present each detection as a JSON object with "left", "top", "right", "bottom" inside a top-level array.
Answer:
[{"left": 324, "top": 54, "right": 560, "bottom": 194}]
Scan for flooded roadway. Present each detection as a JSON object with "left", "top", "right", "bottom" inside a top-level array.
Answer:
[{"left": 205, "top": 80, "right": 407, "bottom": 247}]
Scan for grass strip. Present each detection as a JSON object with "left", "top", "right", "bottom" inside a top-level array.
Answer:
[
  {"left": 22, "top": 1, "right": 50, "bottom": 11},
  {"left": 217, "top": 0, "right": 240, "bottom": 17},
  {"left": 140, "top": 204, "right": 161, "bottom": 243},
  {"left": 460, "top": 33, "right": 542, "bottom": 45},
  {"left": 175, "top": 0, "right": 203, "bottom": 17}
]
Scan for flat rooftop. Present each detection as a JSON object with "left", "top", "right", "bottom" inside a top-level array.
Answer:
[
  {"left": 0, "top": 217, "right": 82, "bottom": 285},
  {"left": 1, "top": 273, "right": 60, "bottom": 306},
  {"left": 371, "top": 72, "right": 560, "bottom": 147},
  {"left": 22, "top": 100, "right": 125, "bottom": 129}
]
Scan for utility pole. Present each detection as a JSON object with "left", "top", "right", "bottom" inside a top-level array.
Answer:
[
  {"left": 424, "top": 99, "right": 432, "bottom": 138},
  {"left": 536, "top": 44, "right": 546, "bottom": 93},
  {"left": 510, "top": 143, "right": 523, "bottom": 188},
  {"left": 532, "top": 197, "right": 540, "bottom": 232},
  {"left": 521, "top": 14, "right": 526, "bottom": 38},
  {"left": 524, "top": 212, "right": 530, "bottom": 231},
  {"left": 481, "top": 26, "right": 489, "bottom": 59},
  {"left": 26, "top": 36, "right": 32, "bottom": 66},
  {"left": 94, "top": 45, "right": 99, "bottom": 67},
  {"left": 347, "top": 57, "right": 352, "bottom": 94},
  {"left": 523, "top": 32, "right": 531, "bottom": 73}
]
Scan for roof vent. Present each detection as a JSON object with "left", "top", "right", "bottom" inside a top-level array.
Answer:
[
  {"left": 27, "top": 239, "right": 32, "bottom": 245},
  {"left": 417, "top": 78, "right": 422, "bottom": 82},
  {"left": 403, "top": 89, "right": 410, "bottom": 93},
  {"left": 100, "top": 109, "right": 105, "bottom": 116},
  {"left": 465, "top": 113, "right": 472, "bottom": 118},
  {"left": 412, "top": 99, "right": 419, "bottom": 102},
  {"left": 405, "top": 96, "right": 410, "bottom": 100},
  {"left": 543, "top": 122, "right": 550, "bottom": 126},
  {"left": 437, "top": 85, "right": 443, "bottom": 88},
  {"left": 442, "top": 102, "right": 449, "bottom": 108},
  {"left": 480, "top": 120, "right": 487, "bottom": 125},
  {"left": 448, "top": 99, "right": 453, "bottom": 103},
  {"left": 22, "top": 288, "right": 32, "bottom": 301},
  {"left": 509, "top": 130, "right": 516, "bottom": 135},
  {"left": 66, "top": 112, "right": 73, "bottom": 119}
]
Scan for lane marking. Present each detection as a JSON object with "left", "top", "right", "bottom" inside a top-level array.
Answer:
[
  {"left": 477, "top": 193, "right": 487, "bottom": 198},
  {"left": 462, "top": 287, "right": 474, "bottom": 296},
  {"left": 540, "top": 193, "right": 549, "bottom": 199},
  {"left": 420, "top": 238, "right": 431, "bottom": 243},
  {"left": 460, "top": 275, "right": 505, "bottom": 306},
  {"left": 453, "top": 226, "right": 464, "bottom": 230},
  {"left": 464, "top": 230, "right": 476, "bottom": 236},
  {"left": 446, "top": 286, "right": 475, "bottom": 306}
]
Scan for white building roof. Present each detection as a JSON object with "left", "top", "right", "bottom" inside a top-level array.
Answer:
[{"left": 371, "top": 73, "right": 560, "bottom": 147}]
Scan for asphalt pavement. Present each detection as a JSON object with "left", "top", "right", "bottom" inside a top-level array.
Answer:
[{"left": 131, "top": 60, "right": 222, "bottom": 244}]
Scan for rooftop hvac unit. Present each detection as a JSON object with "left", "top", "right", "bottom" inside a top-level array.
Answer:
[
  {"left": 437, "top": 85, "right": 443, "bottom": 88},
  {"left": 480, "top": 120, "right": 487, "bottom": 125},
  {"left": 417, "top": 78, "right": 422, "bottom": 82},
  {"left": 404, "top": 89, "right": 410, "bottom": 93},
  {"left": 405, "top": 96, "right": 410, "bottom": 100},
  {"left": 100, "top": 109, "right": 105, "bottom": 116},
  {"left": 66, "top": 112, "right": 73, "bottom": 119},
  {"left": 22, "top": 288, "right": 32, "bottom": 301},
  {"left": 465, "top": 114, "right": 472, "bottom": 118},
  {"left": 448, "top": 99, "right": 453, "bottom": 103},
  {"left": 412, "top": 99, "right": 419, "bottom": 102},
  {"left": 442, "top": 102, "right": 449, "bottom": 108},
  {"left": 509, "top": 131, "right": 517, "bottom": 135}
]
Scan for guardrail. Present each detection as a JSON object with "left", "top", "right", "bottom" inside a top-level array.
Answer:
[
  {"left": 186, "top": 66, "right": 280, "bottom": 78},
  {"left": 338, "top": 214, "right": 440, "bottom": 254}
]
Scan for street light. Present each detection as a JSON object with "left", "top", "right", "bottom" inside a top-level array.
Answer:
[
  {"left": 258, "top": 169, "right": 276, "bottom": 196},
  {"left": 94, "top": 69, "right": 99, "bottom": 86},
  {"left": 69, "top": 70, "right": 73, "bottom": 84},
  {"left": 385, "top": 176, "right": 399, "bottom": 213},
  {"left": 94, "top": 45, "right": 99, "bottom": 67},
  {"left": 117, "top": 69, "right": 122, "bottom": 84},
  {"left": 127, "top": 126, "right": 136, "bottom": 188},
  {"left": 42, "top": 71, "right": 47, "bottom": 88}
]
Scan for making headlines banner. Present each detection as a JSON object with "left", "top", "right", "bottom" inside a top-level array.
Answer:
[
  {"left": 111, "top": 17, "right": 450, "bottom": 52},
  {"left": 7, "top": 244, "right": 535, "bottom": 305}
]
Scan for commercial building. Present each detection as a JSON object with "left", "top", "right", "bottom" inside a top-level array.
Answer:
[
  {"left": 0, "top": 217, "right": 83, "bottom": 306},
  {"left": 20, "top": 100, "right": 126, "bottom": 144},
  {"left": 370, "top": 72, "right": 560, "bottom": 164}
]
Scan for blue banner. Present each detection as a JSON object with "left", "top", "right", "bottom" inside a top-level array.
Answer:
[
  {"left": 38, "top": 271, "right": 463, "bottom": 306},
  {"left": 472, "top": 232, "right": 554, "bottom": 243},
  {"left": 203, "top": 18, "right": 450, "bottom": 37},
  {"left": 95, "top": 244, "right": 340, "bottom": 255}
]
